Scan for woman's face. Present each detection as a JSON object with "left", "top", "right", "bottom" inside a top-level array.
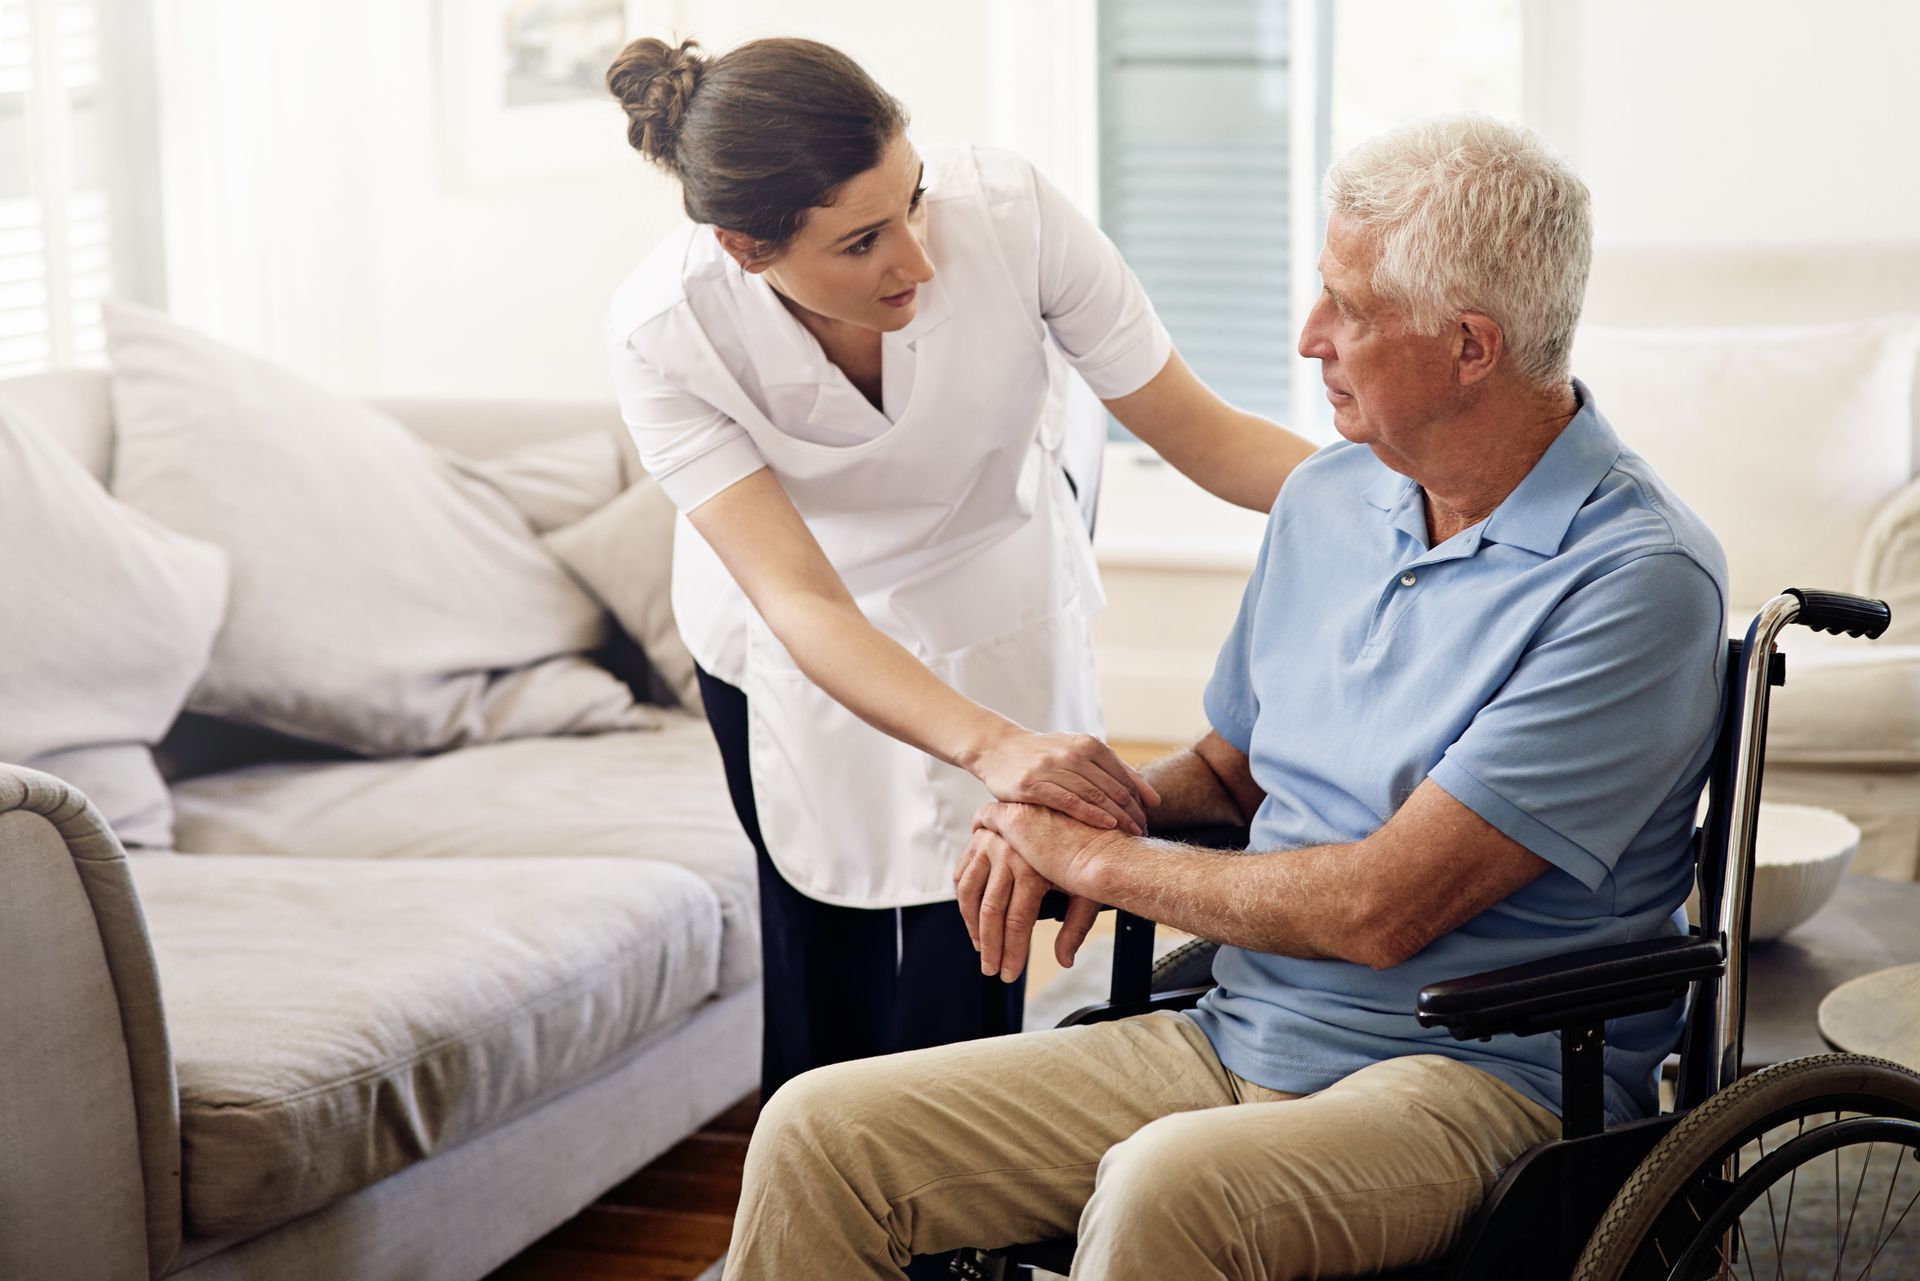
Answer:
[{"left": 730, "top": 133, "right": 934, "bottom": 334}]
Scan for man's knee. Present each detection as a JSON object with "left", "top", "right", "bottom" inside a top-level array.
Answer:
[
  {"left": 1092, "top": 1111, "right": 1248, "bottom": 1220},
  {"left": 747, "top": 1059, "right": 879, "bottom": 1180}
]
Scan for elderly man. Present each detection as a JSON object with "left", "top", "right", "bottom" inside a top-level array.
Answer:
[{"left": 723, "top": 116, "right": 1728, "bottom": 1280}]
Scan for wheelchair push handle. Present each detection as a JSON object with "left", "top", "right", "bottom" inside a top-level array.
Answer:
[{"left": 1784, "top": 588, "right": 1891, "bottom": 639}]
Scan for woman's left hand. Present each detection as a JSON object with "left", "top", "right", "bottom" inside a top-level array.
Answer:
[{"left": 966, "top": 729, "right": 1160, "bottom": 835}]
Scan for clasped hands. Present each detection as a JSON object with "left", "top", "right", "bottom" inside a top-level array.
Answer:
[{"left": 956, "top": 799, "right": 1136, "bottom": 984}]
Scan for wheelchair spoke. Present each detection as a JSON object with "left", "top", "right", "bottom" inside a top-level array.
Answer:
[
  {"left": 1857, "top": 1147, "right": 1907, "bottom": 1281},
  {"left": 1851, "top": 1183, "right": 1920, "bottom": 1281},
  {"left": 1736, "top": 1217, "right": 1760, "bottom": 1281},
  {"left": 1777, "top": 1116, "right": 1808, "bottom": 1281},
  {"left": 1759, "top": 1126, "right": 1786, "bottom": 1274},
  {"left": 1832, "top": 1139, "right": 1873, "bottom": 1281},
  {"left": 1833, "top": 1132, "right": 1842, "bottom": 1276}
]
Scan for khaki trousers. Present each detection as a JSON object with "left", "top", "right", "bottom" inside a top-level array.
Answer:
[{"left": 726, "top": 1011, "right": 1559, "bottom": 1280}]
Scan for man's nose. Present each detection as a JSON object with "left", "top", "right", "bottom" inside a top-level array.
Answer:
[{"left": 1297, "top": 293, "right": 1337, "bottom": 361}]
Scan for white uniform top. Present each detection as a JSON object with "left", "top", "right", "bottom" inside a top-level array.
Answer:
[{"left": 606, "top": 143, "right": 1172, "bottom": 906}]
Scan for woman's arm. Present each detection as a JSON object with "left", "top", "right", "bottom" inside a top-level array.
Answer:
[
  {"left": 688, "top": 468, "right": 1158, "bottom": 832},
  {"left": 1105, "top": 350, "right": 1317, "bottom": 514}
]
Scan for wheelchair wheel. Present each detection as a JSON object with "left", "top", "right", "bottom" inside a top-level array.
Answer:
[{"left": 1574, "top": 1054, "right": 1920, "bottom": 1281}]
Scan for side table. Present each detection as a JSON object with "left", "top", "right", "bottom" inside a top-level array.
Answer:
[{"left": 1818, "top": 963, "right": 1920, "bottom": 1070}]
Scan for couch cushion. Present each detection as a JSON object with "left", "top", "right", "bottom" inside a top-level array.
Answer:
[
  {"left": 103, "top": 301, "right": 652, "bottom": 755},
  {"left": 1767, "top": 629, "right": 1920, "bottom": 767},
  {"left": 0, "top": 396, "right": 228, "bottom": 848},
  {"left": 168, "top": 717, "right": 758, "bottom": 992},
  {"left": 129, "top": 853, "right": 724, "bottom": 1239}
]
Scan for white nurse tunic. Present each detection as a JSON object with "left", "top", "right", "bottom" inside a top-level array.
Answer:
[{"left": 606, "top": 143, "right": 1172, "bottom": 908}]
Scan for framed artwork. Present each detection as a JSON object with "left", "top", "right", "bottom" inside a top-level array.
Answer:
[{"left": 437, "top": 0, "right": 674, "bottom": 185}]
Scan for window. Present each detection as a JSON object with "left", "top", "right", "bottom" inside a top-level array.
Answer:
[
  {"left": 0, "top": 0, "right": 163, "bottom": 379},
  {"left": 1096, "top": 0, "right": 1331, "bottom": 442}
]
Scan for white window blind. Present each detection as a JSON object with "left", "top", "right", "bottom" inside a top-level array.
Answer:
[
  {"left": 1098, "top": 0, "right": 1310, "bottom": 438},
  {"left": 0, "top": 0, "right": 160, "bottom": 379}
]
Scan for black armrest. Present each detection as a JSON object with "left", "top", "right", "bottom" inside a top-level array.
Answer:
[{"left": 1416, "top": 934, "right": 1723, "bottom": 1042}]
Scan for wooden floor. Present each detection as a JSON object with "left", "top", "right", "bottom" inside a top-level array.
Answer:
[
  {"left": 484, "top": 1096, "right": 755, "bottom": 1280},
  {"left": 484, "top": 740, "right": 1177, "bottom": 1280}
]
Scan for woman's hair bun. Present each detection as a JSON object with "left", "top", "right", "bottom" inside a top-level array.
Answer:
[{"left": 606, "top": 37, "right": 705, "bottom": 169}]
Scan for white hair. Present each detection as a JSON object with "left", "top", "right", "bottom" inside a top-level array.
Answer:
[{"left": 1324, "top": 115, "right": 1591, "bottom": 389}]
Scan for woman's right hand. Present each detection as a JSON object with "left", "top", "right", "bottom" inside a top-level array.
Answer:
[{"left": 967, "top": 729, "right": 1160, "bottom": 835}]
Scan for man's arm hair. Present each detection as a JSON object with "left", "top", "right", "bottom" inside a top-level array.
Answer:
[
  {"left": 1139, "top": 730, "right": 1265, "bottom": 831},
  {"left": 1071, "top": 777, "right": 1550, "bottom": 969}
]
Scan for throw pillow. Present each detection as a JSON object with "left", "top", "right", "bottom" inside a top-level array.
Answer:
[
  {"left": 104, "top": 301, "right": 653, "bottom": 754},
  {"left": 1573, "top": 317, "right": 1920, "bottom": 614},
  {"left": 0, "top": 398, "right": 228, "bottom": 848},
  {"left": 446, "top": 427, "right": 631, "bottom": 535},
  {"left": 544, "top": 476, "right": 703, "bottom": 713}
]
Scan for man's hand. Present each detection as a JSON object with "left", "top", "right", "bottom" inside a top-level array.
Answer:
[
  {"left": 953, "top": 827, "right": 1104, "bottom": 983},
  {"left": 973, "top": 800, "right": 1129, "bottom": 893}
]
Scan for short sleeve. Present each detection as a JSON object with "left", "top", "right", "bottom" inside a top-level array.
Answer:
[
  {"left": 1202, "top": 525, "right": 1278, "bottom": 753},
  {"left": 606, "top": 320, "right": 765, "bottom": 512},
  {"left": 1031, "top": 166, "right": 1173, "bottom": 400},
  {"left": 1428, "top": 553, "right": 1725, "bottom": 890}
]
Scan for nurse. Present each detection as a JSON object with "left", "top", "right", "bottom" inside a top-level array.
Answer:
[{"left": 605, "top": 35, "right": 1315, "bottom": 1100}]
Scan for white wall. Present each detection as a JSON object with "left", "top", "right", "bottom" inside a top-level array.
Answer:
[
  {"left": 1538, "top": 0, "right": 1920, "bottom": 246},
  {"left": 148, "top": 0, "right": 1920, "bottom": 394},
  {"left": 151, "top": 0, "right": 1100, "bottom": 400}
]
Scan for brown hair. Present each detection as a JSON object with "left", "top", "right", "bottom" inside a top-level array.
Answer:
[{"left": 606, "top": 36, "right": 909, "bottom": 253}]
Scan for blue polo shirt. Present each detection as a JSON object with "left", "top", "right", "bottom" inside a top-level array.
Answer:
[{"left": 1187, "top": 381, "right": 1727, "bottom": 1124}]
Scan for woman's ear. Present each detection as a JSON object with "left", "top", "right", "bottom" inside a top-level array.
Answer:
[{"left": 714, "top": 228, "right": 775, "bottom": 274}]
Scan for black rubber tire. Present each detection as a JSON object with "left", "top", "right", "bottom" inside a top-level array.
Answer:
[
  {"left": 1573, "top": 1053, "right": 1920, "bottom": 1281},
  {"left": 1150, "top": 937, "right": 1218, "bottom": 993}
]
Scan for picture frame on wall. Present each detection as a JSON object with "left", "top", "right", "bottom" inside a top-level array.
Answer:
[{"left": 436, "top": 0, "right": 675, "bottom": 185}]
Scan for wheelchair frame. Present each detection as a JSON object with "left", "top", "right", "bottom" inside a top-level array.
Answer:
[{"left": 955, "top": 588, "right": 1914, "bottom": 1281}]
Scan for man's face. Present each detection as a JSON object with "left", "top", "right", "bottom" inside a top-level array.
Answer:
[{"left": 1296, "top": 213, "right": 1461, "bottom": 469}]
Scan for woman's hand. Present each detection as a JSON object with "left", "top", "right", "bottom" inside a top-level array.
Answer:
[
  {"left": 954, "top": 826, "right": 1104, "bottom": 983},
  {"left": 966, "top": 729, "right": 1160, "bottom": 835}
]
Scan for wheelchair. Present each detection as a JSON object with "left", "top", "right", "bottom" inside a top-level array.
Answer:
[{"left": 953, "top": 588, "right": 1920, "bottom": 1280}]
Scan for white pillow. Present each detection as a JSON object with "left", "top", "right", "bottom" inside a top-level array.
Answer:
[
  {"left": 104, "top": 301, "right": 652, "bottom": 754},
  {"left": 0, "top": 398, "right": 228, "bottom": 847},
  {"left": 446, "top": 428, "right": 630, "bottom": 535},
  {"left": 1574, "top": 317, "right": 1920, "bottom": 614},
  {"left": 544, "top": 477, "right": 703, "bottom": 713}
]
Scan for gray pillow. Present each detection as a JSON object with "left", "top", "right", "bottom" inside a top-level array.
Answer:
[
  {"left": 544, "top": 476, "right": 703, "bottom": 713},
  {"left": 0, "top": 399, "right": 228, "bottom": 848},
  {"left": 104, "top": 301, "right": 653, "bottom": 754}
]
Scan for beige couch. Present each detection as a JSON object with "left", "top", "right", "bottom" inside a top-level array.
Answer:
[
  {"left": 0, "top": 369, "right": 758, "bottom": 1281},
  {"left": 1578, "top": 244, "right": 1920, "bottom": 880}
]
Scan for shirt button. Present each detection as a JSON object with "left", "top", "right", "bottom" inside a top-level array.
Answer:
[{"left": 1400, "top": 572, "right": 1417, "bottom": 587}]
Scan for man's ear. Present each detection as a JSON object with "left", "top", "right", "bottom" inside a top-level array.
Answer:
[
  {"left": 714, "top": 227, "right": 775, "bottom": 274},
  {"left": 1456, "top": 312, "right": 1504, "bottom": 387}
]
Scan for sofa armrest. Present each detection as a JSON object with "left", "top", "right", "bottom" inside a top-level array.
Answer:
[
  {"left": 0, "top": 765, "right": 179, "bottom": 1280},
  {"left": 1856, "top": 471, "right": 1920, "bottom": 648},
  {"left": 370, "top": 396, "right": 631, "bottom": 466},
  {"left": 1415, "top": 934, "right": 1724, "bottom": 1042}
]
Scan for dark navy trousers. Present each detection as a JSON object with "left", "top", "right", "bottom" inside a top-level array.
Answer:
[{"left": 695, "top": 667, "right": 1027, "bottom": 1105}]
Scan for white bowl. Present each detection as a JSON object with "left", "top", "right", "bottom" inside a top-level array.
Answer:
[{"left": 1747, "top": 801, "right": 1860, "bottom": 941}]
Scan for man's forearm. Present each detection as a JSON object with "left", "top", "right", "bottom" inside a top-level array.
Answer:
[
  {"left": 1077, "top": 833, "right": 1381, "bottom": 964},
  {"left": 1140, "top": 744, "right": 1251, "bottom": 833}
]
